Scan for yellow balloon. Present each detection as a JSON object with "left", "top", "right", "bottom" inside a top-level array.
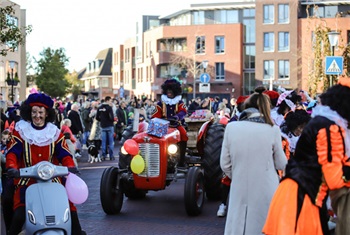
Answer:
[{"left": 130, "top": 155, "right": 145, "bottom": 174}]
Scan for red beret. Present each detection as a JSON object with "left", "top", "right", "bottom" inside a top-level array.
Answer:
[
  {"left": 264, "top": 90, "right": 280, "bottom": 100},
  {"left": 236, "top": 95, "right": 249, "bottom": 105}
]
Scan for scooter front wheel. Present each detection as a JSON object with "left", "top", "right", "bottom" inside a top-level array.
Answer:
[{"left": 100, "top": 167, "right": 124, "bottom": 214}]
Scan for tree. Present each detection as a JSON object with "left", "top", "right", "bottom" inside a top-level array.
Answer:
[
  {"left": 35, "top": 47, "right": 70, "bottom": 97},
  {"left": 65, "top": 71, "right": 83, "bottom": 101},
  {"left": 0, "top": 3, "right": 32, "bottom": 56},
  {"left": 26, "top": 52, "right": 36, "bottom": 87}
]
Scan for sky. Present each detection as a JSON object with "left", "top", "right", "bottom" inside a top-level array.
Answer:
[{"left": 13, "top": 0, "right": 214, "bottom": 72}]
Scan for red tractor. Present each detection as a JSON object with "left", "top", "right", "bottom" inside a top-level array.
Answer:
[{"left": 100, "top": 111, "right": 225, "bottom": 216}]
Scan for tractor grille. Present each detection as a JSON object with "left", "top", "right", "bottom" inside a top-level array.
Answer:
[
  {"left": 138, "top": 143, "right": 160, "bottom": 177},
  {"left": 45, "top": 215, "right": 55, "bottom": 225}
]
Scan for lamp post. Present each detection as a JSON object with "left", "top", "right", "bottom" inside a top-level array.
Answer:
[
  {"left": 193, "top": 60, "right": 209, "bottom": 100},
  {"left": 9, "top": 61, "right": 15, "bottom": 103},
  {"left": 327, "top": 31, "right": 340, "bottom": 87}
]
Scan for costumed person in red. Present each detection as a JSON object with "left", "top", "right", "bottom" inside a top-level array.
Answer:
[
  {"left": 152, "top": 78, "right": 188, "bottom": 166},
  {"left": 6, "top": 93, "right": 86, "bottom": 235},
  {"left": 263, "top": 77, "right": 350, "bottom": 235}
]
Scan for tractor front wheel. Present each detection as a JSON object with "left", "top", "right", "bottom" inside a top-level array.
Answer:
[
  {"left": 100, "top": 167, "right": 124, "bottom": 214},
  {"left": 184, "top": 166, "right": 204, "bottom": 216}
]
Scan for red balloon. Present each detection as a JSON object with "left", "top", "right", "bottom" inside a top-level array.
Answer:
[
  {"left": 124, "top": 139, "right": 139, "bottom": 155},
  {"left": 219, "top": 117, "right": 229, "bottom": 125}
]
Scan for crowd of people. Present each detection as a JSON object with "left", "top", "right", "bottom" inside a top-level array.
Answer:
[{"left": 0, "top": 76, "right": 350, "bottom": 234}]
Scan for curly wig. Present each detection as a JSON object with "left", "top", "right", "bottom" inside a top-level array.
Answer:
[
  {"left": 20, "top": 100, "right": 56, "bottom": 123},
  {"left": 283, "top": 109, "right": 311, "bottom": 133},
  {"left": 161, "top": 79, "right": 182, "bottom": 97},
  {"left": 320, "top": 84, "right": 350, "bottom": 122}
]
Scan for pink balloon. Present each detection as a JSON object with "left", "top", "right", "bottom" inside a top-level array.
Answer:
[
  {"left": 124, "top": 139, "right": 139, "bottom": 156},
  {"left": 65, "top": 173, "right": 89, "bottom": 204}
]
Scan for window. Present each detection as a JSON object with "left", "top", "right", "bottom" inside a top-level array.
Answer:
[
  {"left": 243, "top": 8, "right": 255, "bottom": 17},
  {"left": 278, "top": 32, "right": 289, "bottom": 51},
  {"left": 244, "top": 45, "right": 255, "bottom": 69},
  {"left": 215, "top": 63, "right": 225, "bottom": 80},
  {"left": 6, "top": 14, "right": 18, "bottom": 28},
  {"left": 278, "top": 60, "right": 290, "bottom": 79},
  {"left": 264, "top": 60, "right": 274, "bottom": 79},
  {"left": 215, "top": 36, "right": 225, "bottom": 53},
  {"left": 195, "top": 36, "right": 206, "bottom": 54},
  {"left": 243, "top": 72, "right": 256, "bottom": 95},
  {"left": 101, "top": 77, "right": 109, "bottom": 87},
  {"left": 263, "top": 5, "right": 274, "bottom": 24},
  {"left": 278, "top": 4, "right": 289, "bottom": 23},
  {"left": 193, "top": 11, "right": 205, "bottom": 25},
  {"left": 214, "top": 10, "right": 239, "bottom": 24},
  {"left": 264, "top": 32, "right": 274, "bottom": 52},
  {"left": 243, "top": 19, "right": 256, "bottom": 43}
]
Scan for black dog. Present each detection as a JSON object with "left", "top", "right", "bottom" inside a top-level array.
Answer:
[{"left": 87, "top": 140, "right": 101, "bottom": 163}]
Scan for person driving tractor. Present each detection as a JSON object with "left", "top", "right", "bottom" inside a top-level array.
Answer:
[{"left": 151, "top": 78, "right": 188, "bottom": 167}]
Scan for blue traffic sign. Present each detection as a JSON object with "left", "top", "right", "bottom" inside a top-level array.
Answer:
[
  {"left": 200, "top": 73, "right": 210, "bottom": 83},
  {"left": 325, "top": 56, "right": 343, "bottom": 75}
]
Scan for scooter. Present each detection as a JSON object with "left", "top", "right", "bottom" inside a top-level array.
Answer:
[{"left": 20, "top": 161, "right": 71, "bottom": 234}]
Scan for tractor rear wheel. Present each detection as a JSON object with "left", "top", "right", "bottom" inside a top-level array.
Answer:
[{"left": 202, "top": 123, "right": 225, "bottom": 200}]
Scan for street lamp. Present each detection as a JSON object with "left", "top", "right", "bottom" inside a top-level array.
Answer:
[
  {"left": 193, "top": 60, "right": 209, "bottom": 99},
  {"left": 328, "top": 31, "right": 340, "bottom": 55},
  {"left": 9, "top": 61, "right": 16, "bottom": 103},
  {"left": 327, "top": 31, "right": 340, "bottom": 86}
]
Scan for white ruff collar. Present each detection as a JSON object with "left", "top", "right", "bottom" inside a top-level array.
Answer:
[
  {"left": 312, "top": 105, "right": 350, "bottom": 156},
  {"left": 15, "top": 120, "right": 61, "bottom": 146},
  {"left": 161, "top": 95, "right": 182, "bottom": 105}
]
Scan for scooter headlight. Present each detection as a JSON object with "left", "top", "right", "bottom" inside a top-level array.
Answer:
[
  {"left": 63, "top": 208, "right": 70, "bottom": 223},
  {"left": 37, "top": 163, "right": 54, "bottom": 180},
  {"left": 28, "top": 210, "right": 36, "bottom": 225},
  {"left": 168, "top": 144, "right": 178, "bottom": 155}
]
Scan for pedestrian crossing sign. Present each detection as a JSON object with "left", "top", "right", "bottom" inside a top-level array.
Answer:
[{"left": 325, "top": 56, "right": 343, "bottom": 75}]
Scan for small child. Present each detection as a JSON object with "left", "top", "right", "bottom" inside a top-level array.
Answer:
[
  {"left": 1, "top": 129, "right": 15, "bottom": 232},
  {"left": 60, "top": 119, "right": 79, "bottom": 167}
]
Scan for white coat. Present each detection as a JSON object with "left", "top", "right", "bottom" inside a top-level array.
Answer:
[{"left": 220, "top": 120, "right": 287, "bottom": 235}]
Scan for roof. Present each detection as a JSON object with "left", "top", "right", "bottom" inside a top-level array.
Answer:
[
  {"left": 159, "top": 1, "right": 255, "bottom": 19},
  {"left": 79, "top": 48, "right": 112, "bottom": 79}
]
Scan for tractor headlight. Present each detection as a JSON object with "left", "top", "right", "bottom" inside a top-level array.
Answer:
[
  {"left": 168, "top": 144, "right": 178, "bottom": 155},
  {"left": 121, "top": 146, "right": 128, "bottom": 155},
  {"left": 37, "top": 162, "right": 54, "bottom": 180}
]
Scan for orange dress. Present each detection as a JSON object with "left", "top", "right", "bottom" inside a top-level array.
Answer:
[{"left": 263, "top": 116, "right": 350, "bottom": 235}]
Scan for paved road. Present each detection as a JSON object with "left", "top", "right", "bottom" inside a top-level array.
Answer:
[{"left": 76, "top": 147, "right": 226, "bottom": 235}]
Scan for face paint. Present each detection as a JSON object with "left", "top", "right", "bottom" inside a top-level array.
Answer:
[
  {"left": 31, "top": 106, "right": 47, "bottom": 127},
  {"left": 167, "top": 89, "right": 174, "bottom": 99}
]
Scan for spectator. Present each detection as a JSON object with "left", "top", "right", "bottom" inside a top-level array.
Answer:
[
  {"left": 220, "top": 86, "right": 287, "bottom": 234},
  {"left": 96, "top": 96, "right": 115, "bottom": 160},
  {"left": 116, "top": 100, "right": 128, "bottom": 141},
  {"left": 212, "top": 96, "right": 220, "bottom": 114},
  {"left": 188, "top": 97, "right": 201, "bottom": 116},
  {"left": 81, "top": 101, "right": 92, "bottom": 149},
  {"left": 67, "top": 103, "right": 84, "bottom": 158}
]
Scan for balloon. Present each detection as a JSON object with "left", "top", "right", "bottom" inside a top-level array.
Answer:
[
  {"left": 65, "top": 173, "right": 89, "bottom": 204},
  {"left": 130, "top": 155, "right": 145, "bottom": 174},
  {"left": 219, "top": 117, "right": 229, "bottom": 125},
  {"left": 124, "top": 139, "right": 139, "bottom": 156}
]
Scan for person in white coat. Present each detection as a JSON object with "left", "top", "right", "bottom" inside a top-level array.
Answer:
[{"left": 220, "top": 86, "right": 287, "bottom": 235}]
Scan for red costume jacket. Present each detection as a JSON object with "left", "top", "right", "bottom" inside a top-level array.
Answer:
[
  {"left": 152, "top": 95, "right": 188, "bottom": 141},
  {"left": 6, "top": 120, "right": 76, "bottom": 209}
]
